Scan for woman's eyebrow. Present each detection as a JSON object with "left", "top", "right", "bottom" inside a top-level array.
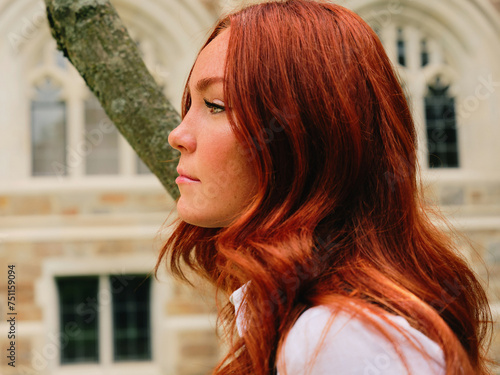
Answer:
[{"left": 195, "top": 76, "right": 225, "bottom": 93}]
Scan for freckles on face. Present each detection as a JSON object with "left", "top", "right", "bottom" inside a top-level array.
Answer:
[{"left": 168, "top": 29, "right": 258, "bottom": 228}]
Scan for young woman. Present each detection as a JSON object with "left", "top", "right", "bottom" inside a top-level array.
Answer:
[{"left": 157, "top": 1, "right": 493, "bottom": 374}]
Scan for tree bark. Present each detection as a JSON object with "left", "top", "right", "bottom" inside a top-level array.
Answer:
[{"left": 44, "top": 0, "right": 180, "bottom": 199}]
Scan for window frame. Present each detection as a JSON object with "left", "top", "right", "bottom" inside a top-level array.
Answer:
[
  {"left": 111, "top": 273, "right": 153, "bottom": 362},
  {"left": 56, "top": 276, "right": 100, "bottom": 364},
  {"left": 36, "top": 257, "right": 167, "bottom": 375},
  {"left": 424, "top": 79, "right": 459, "bottom": 168},
  {"left": 31, "top": 91, "right": 68, "bottom": 177},
  {"left": 56, "top": 274, "right": 153, "bottom": 366},
  {"left": 365, "top": 17, "right": 464, "bottom": 172},
  {"left": 27, "top": 44, "right": 154, "bottom": 181}
]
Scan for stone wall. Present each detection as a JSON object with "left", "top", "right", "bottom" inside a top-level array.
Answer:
[
  {"left": 0, "top": 185, "right": 222, "bottom": 375},
  {"left": 424, "top": 176, "right": 500, "bottom": 370}
]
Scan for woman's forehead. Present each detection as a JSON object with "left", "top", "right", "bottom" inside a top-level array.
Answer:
[{"left": 189, "top": 29, "right": 231, "bottom": 89}]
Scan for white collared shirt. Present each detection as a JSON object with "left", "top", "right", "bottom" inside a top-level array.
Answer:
[
  {"left": 229, "top": 282, "right": 249, "bottom": 337},
  {"left": 230, "top": 285, "right": 446, "bottom": 375}
]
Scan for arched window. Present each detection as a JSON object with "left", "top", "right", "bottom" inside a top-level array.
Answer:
[
  {"left": 29, "top": 42, "right": 155, "bottom": 178},
  {"left": 425, "top": 76, "right": 459, "bottom": 168},
  {"left": 84, "top": 95, "right": 119, "bottom": 175},
  {"left": 397, "top": 27, "right": 406, "bottom": 67},
  {"left": 31, "top": 77, "right": 67, "bottom": 176},
  {"left": 365, "top": 18, "right": 460, "bottom": 169},
  {"left": 421, "top": 39, "right": 430, "bottom": 67}
]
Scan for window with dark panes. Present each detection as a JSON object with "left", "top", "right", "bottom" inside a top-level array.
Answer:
[
  {"left": 31, "top": 44, "right": 160, "bottom": 178},
  {"left": 397, "top": 28, "right": 406, "bottom": 67},
  {"left": 425, "top": 77, "right": 459, "bottom": 168},
  {"left": 369, "top": 20, "right": 462, "bottom": 170},
  {"left": 421, "top": 39, "right": 430, "bottom": 67},
  {"left": 56, "top": 276, "right": 99, "bottom": 364},
  {"left": 31, "top": 78, "right": 67, "bottom": 176},
  {"left": 56, "top": 274, "right": 151, "bottom": 365},
  {"left": 84, "top": 94, "right": 120, "bottom": 175},
  {"left": 111, "top": 274, "right": 152, "bottom": 361}
]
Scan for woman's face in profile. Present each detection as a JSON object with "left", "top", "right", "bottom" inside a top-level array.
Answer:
[{"left": 168, "top": 29, "right": 257, "bottom": 228}]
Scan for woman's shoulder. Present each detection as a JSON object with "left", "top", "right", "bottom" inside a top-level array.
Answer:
[{"left": 277, "top": 305, "right": 445, "bottom": 375}]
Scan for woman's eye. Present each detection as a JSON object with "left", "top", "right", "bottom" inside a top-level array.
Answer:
[{"left": 203, "top": 99, "right": 225, "bottom": 114}]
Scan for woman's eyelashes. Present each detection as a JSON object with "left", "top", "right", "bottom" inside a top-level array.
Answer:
[{"left": 203, "top": 98, "right": 225, "bottom": 114}]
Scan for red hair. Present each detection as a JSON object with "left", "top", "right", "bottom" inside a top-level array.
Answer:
[{"left": 157, "top": 1, "right": 492, "bottom": 374}]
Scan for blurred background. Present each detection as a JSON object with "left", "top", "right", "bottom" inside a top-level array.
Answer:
[{"left": 0, "top": 0, "right": 499, "bottom": 374}]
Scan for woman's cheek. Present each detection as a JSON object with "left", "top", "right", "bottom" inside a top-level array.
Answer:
[
  {"left": 226, "top": 158, "right": 244, "bottom": 177},
  {"left": 203, "top": 180, "right": 222, "bottom": 199},
  {"left": 192, "top": 191, "right": 210, "bottom": 211}
]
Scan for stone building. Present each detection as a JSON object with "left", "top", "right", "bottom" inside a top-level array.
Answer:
[
  {"left": 0, "top": 1, "right": 222, "bottom": 374},
  {"left": 0, "top": 0, "right": 499, "bottom": 374}
]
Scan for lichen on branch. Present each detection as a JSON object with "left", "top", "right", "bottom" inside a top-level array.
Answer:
[{"left": 44, "top": 0, "right": 180, "bottom": 199}]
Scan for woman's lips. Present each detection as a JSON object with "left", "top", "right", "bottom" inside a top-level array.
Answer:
[
  {"left": 176, "top": 175, "right": 200, "bottom": 184},
  {"left": 176, "top": 169, "right": 200, "bottom": 184}
]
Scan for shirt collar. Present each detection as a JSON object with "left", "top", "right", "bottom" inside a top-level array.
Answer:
[{"left": 229, "top": 283, "right": 249, "bottom": 337}]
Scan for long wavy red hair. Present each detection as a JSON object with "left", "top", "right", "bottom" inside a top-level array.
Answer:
[{"left": 156, "top": 1, "right": 493, "bottom": 374}]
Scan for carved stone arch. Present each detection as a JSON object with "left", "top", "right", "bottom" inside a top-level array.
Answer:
[
  {"left": 111, "top": 0, "right": 217, "bottom": 105},
  {"left": 0, "top": 0, "right": 47, "bottom": 56},
  {"left": 346, "top": 0, "right": 500, "bottom": 171},
  {"left": 349, "top": 0, "right": 500, "bottom": 82},
  {"left": 353, "top": 3, "right": 466, "bottom": 73},
  {"left": 1, "top": 0, "right": 216, "bottom": 106},
  {"left": 0, "top": 0, "right": 216, "bottom": 179},
  {"left": 422, "top": 65, "right": 460, "bottom": 98}
]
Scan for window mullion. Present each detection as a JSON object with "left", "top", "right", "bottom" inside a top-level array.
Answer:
[
  {"left": 99, "top": 275, "right": 113, "bottom": 366},
  {"left": 381, "top": 24, "right": 397, "bottom": 63},
  {"left": 405, "top": 26, "right": 421, "bottom": 72},
  {"left": 428, "top": 39, "right": 443, "bottom": 65},
  {"left": 119, "top": 135, "right": 136, "bottom": 175},
  {"left": 412, "top": 80, "right": 429, "bottom": 171},
  {"left": 66, "top": 95, "right": 85, "bottom": 178}
]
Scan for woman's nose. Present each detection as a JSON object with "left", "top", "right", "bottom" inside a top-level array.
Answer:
[{"left": 168, "top": 120, "right": 196, "bottom": 153}]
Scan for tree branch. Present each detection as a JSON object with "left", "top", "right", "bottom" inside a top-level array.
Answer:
[{"left": 44, "top": 0, "right": 180, "bottom": 199}]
